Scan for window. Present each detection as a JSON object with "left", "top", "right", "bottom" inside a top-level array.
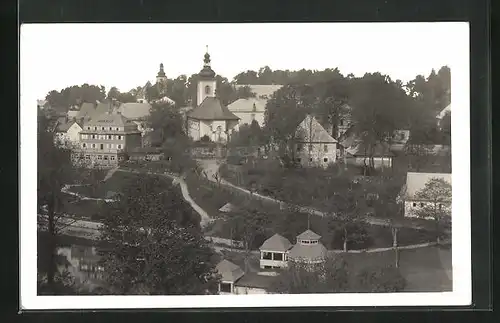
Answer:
[
  {"left": 92, "top": 144, "right": 96, "bottom": 148},
  {"left": 340, "top": 119, "right": 344, "bottom": 126},
  {"left": 109, "top": 127, "right": 112, "bottom": 130},
  {"left": 101, "top": 127, "right": 105, "bottom": 130},
  {"left": 324, "top": 145, "right": 328, "bottom": 152},
  {"left": 118, "top": 135, "right": 122, "bottom": 140},
  {"left": 108, "top": 135, "right": 112, "bottom": 139},
  {"left": 262, "top": 252, "right": 272, "bottom": 260},
  {"left": 205, "top": 85, "right": 210, "bottom": 94},
  {"left": 92, "top": 135, "right": 96, "bottom": 139},
  {"left": 412, "top": 202, "right": 417, "bottom": 207},
  {"left": 118, "top": 156, "right": 124, "bottom": 161},
  {"left": 82, "top": 143, "right": 86, "bottom": 148},
  {"left": 302, "top": 240, "right": 310, "bottom": 244},
  {"left": 117, "top": 144, "right": 122, "bottom": 149},
  {"left": 219, "top": 283, "right": 231, "bottom": 293},
  {"left": 274, "top": 253, "right": 283, "bottom": 261},
  {"left": 323, "top": 157, "right": 328, "bottom": 163},
  {"left": 97, "top": 155, "right": 102, "bottom": 160},
  {"left": 309, "top": 157, "right": 313, "bottom": 162},
  {"left": 94, "top": 127, "right": 97, "bottom": 130},
  {"left": 111, "top": 156, "right": 116, "bottom": 161},
  {"left": 87, "top": 127, "right": 91, "bottom": 130},
  {"left": 420, "top": 203, "right": 424, "bottom": 207},
  {"left": 104, "top": 155, "right": 108, "bottom": 160},
  {"left": 85, "top": 155, "right": 90, "bottom": 160},
  {"left": 116, "top": 127, "right": 119, "bottom": 131},
  {"left": 100, "top": 144, "right": 104, "bottom": 150}
]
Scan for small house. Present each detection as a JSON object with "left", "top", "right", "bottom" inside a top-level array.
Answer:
[
  {"left": 287, "top": 230, "right": 327, "bottom": 265},
  {"left": 399, "top": 172, "right": 452, "bottom": 218},
  {"left": 259, "top": 233, "right": 293, "bottom": 269},
  {"left": 233, "top": 272, "right": 278, "bottom": 294},
  {"left": 345, "top": 142, "right": 395, "bottom": 169},
  {"left": 215, "top": 259, "right": 245, "bottom": 294},
  {"left": 54, "top": 118, "right": 83, "bottom": 148}
]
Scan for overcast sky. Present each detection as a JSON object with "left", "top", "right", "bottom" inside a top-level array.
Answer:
[{"left": 21, "top": 23, "right": 464, "bottom": 100}]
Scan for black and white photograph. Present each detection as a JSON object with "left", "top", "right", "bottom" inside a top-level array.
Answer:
[{"left": 20, "top": 22, "right": 471, "bottom": 309}]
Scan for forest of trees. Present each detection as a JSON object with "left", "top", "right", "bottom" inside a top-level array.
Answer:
[{"left": 43, "top": 65, "right": 450, "bottom": 120}]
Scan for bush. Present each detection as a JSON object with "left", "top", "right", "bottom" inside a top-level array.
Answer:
[{"left": 355, "top": 266, "right": 407, "bottom": 292}]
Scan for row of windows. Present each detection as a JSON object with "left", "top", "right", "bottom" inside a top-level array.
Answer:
[
  {"left": 261, "top": 252, "right": 285, "bottom": 261},
  {"left": 82, "top": 134, "right": 123, "bottom": 140},
  {"left": 297, "top": 144, "right": 329, "bottom": 152},
  {"left": 86, "top": 126, "right": 122, "bottom": 131},
  {"left": 79, "top": 155, "right": 123, "bottom": 161},
  {"left": 82, "top": 143, "right": 122, "bottom": 149}
]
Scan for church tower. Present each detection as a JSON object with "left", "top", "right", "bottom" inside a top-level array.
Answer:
[
  {"left": 197, "top": 47, "right": 217, "bottom": 106},
  {"left": 156, "top": 63, "right": 167, "bottom": 84}
]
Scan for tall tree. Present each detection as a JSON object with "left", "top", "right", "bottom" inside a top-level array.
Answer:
[
  {"left": 147, "top": 101, "right": 185, "bottom": 144},
  {"left": 98, "top": 176, "right": 219, "bottom": 294},
  {"left": 414, "top": 177, "right": 452, "bottom": 243}
]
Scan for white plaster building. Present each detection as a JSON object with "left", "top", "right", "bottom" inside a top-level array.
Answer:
[
  {"left": 294, "top": 114, "right": 338, "bottom": 167},
  {"left": 400, "top": 172, "right": 452, "bottom": 218},
  {"left": 259, "top": 233, "right": 293, "bottom": 269},
  {"left": 54, "top": 119, "right": 83, "bottom": 148},
  {"left": 186, "top": 51, "right": 240, "bottom": 143},
  {"left": 227, "top": 98, "right": 266, "bottom": 127}
]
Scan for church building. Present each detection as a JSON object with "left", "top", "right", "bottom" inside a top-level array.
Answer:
[{"left": 186, "top": 50, "right": 240, "bottom": 143}]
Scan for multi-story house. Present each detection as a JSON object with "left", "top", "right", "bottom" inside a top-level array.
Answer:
[{"left": 75, "top": 112, "right": 142, "bottom": 168}]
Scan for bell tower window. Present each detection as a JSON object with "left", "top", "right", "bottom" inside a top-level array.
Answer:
[{"left": 205, "top": 85, "right": 210, "bottom": 94}]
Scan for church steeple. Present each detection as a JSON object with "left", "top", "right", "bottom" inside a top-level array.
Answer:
[
  {"left": 197, "top": 46, "right": 217, "bottom": 105},
  {"left": 156, "top": 63, "right": 167, "bottom": 84},
  {"left": 199, "top": 46, "right": 216, "bottom": 80}
]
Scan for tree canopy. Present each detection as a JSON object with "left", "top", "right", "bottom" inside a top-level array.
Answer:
[
  {"left": 98, "top": 176, "right": 219, "bottom": 295},
  {"left": 45, "top": 84, "right": 106, "bottom": 111}
]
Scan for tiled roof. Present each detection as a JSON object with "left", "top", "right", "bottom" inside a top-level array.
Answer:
[
  {"left": 233, "top": 272, "right": 278, "bottom": 289},
  {"left": 297, "top": 229, "right": 321, "bottom": 240},
  {"left": 118, "top": 102, "right": 152, "bottom": 120},
  {"left": 227, "top": 98, "right": 267, "bottom": 113},
  {"left": 216, "top": 259, "right": 245, "bottom": 283},
  {"left": 296, "top": 115, "right": 337, "bottom": 143},
  {"left": 260, "top": 233, "right": 292, "bottom": 252},
  {"left": 403, "top": 172, "right": 452, "bottom": 200},
  {"left": 187, "top": 97, "right": 239, "bottom": 120},
  {"left": 235, "top": 84, "right": 283, "bottom": 100},
  {"left": 95, "top": 102, "right": 116, "bottom": 117},
  {"left": 76, "top": 102, "right": 96, "bottom": 119},
  {"left": 84, "top": 112, "right": 137, "bottom": 129},
  {"left": 288, "top": 243, "right": 327, "bottom": 261}
]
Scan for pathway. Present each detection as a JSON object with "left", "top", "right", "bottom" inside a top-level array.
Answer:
[{"left": 196, "top": 159, "right": 429, "bottom": 230}]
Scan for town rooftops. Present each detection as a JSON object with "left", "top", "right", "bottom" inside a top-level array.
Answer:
[
  {"left": 76, "top": 102, "right": 97, "bottom": 119},
  {"left": 227, "top": 98, "right": 267, "bottom": 113},
  {"left": 54, "top": 118, "right": 82, "bottom": 133},
  {"left": 117, "top": 102, "right": 152, "bottom": 120},
  {"left": 296, "top": 115, "right": 337, "bottom": 143},
  {"left": 233, "top": 272, "right": 278, "bottom": 289},
  {"left": 187, "top": 97, "right": 240, "bottom": 121},
  {"left": 297, "top": 229, "right": 321, "bottom": 241},
  {"left": 403, "top": 172, "right": 452, "bottom": 200},
  {"left": 235, "top": 84, "right": 283, "bottom": 100},
  {"left": 260, "top": 233, "right": 292, "bottom": 252},
  {"left": 215, "top": 259, "right": 245, "bottom": 283}
]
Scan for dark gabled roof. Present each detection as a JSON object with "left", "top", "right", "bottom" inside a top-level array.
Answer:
[
  {"left": 233, "top": 272, "right": 278, "bottom": 289},
  {"left": 76, "top": 102, "right": 96, "bottom": 119},
  {"left": 187, "top": 97, "right": 239, "bottom": 120}
]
